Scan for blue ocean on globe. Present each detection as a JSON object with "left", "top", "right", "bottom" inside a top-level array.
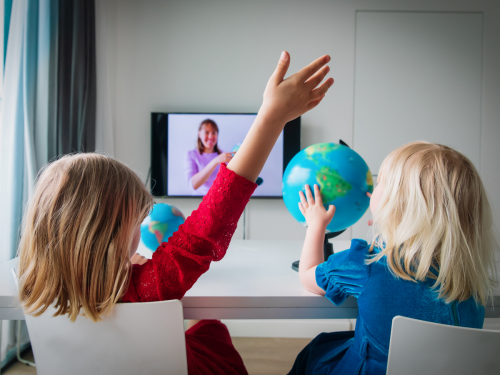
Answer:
[
  {"left": 140, "top": 203, "right": 185, "bottom": 252},
  {"left": 282, "top": 143, "right": 373, "bottom": 233}
]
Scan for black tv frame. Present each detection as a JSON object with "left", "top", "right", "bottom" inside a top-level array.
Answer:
[{"left": 150, "top": 112, "right": 301, "bottom": 198}]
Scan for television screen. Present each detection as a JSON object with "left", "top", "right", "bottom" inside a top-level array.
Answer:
[{"left": 151, "top": 113, "right": 300, "bottom": 198}]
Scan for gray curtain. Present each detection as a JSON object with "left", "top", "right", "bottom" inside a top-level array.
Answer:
[{"left": 54, "top": 0, "right": 96, "bottom": 157}]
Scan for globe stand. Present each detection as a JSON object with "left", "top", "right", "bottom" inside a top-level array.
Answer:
[{"left": 291, "top": 229, "right": 346, "bottom": 272}]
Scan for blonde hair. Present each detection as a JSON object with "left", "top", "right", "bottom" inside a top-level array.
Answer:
[
  {"left": 18, "top": 154, "right": 153, "bottom": 321},
  {"left": 370, "top": 141, "right": 498, "bottom": 306}
]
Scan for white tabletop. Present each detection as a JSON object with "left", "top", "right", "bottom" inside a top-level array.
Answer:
[
  {"left": 0, "top": 255, "right": 23, "bottom": 319},
  {"left": 182, "top": 240, "right": 358, "bottom": 319},
  {"left": 2, "top": 240, "right": 499, "bottom": 320}
]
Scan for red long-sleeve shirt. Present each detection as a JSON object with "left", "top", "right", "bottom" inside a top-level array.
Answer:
[{"left": 123, "top": 164, "right": 256, "bottom": 374}]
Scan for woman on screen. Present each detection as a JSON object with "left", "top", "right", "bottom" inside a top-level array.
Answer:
[{"left": 185, "top": 119, "right": 233, "bottom": 195}]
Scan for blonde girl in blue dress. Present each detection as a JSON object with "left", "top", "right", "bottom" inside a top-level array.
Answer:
[{"left": 290, "top": 141, "right": 498, "bottom": 375}]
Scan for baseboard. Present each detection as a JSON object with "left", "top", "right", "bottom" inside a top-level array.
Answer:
[{"left": 220, "top": 319, "right": 355, "bottom": 338}]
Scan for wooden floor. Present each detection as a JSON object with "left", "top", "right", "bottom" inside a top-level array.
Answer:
[
  {"left": 233, "top": 337, "right": 311, "bottom": 375},
  {"left": 2, "top": 350, "right": 35, "bottom": 375},
  {"left": 2, "top": 337, "right": 311, "bottom": 375}
]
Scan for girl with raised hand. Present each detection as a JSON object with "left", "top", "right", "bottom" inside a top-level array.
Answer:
[
  {"left": 290, "top": 142, "right": 498, "bottom": 375},
  {"left": 18, "top": 51, "right": 333, "bottom": 375}
]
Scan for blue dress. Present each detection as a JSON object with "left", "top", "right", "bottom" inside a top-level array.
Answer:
[{"left": 289, "top": 239, "right": 484, "bottom": 375}]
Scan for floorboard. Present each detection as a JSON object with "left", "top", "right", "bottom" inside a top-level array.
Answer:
[{"left": 1, "top": 337, "right": 312, "bottom": 375}]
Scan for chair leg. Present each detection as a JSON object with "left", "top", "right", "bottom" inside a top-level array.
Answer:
[
  {"left": 16, "top": 321, "right": 35, "bottom": 367},
  {"left": 1, "top": 319, "right": 3, "bottom": 374}
]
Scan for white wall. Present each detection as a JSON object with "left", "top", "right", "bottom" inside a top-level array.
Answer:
[
  {"left": 102, "top": 0, "right": 500, "bottom": 243},
  {"left": 98, "top": 0, "right": 500, "bottom": 339}
]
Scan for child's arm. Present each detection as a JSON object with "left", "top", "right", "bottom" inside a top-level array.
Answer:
[
  {"left": 124, "top": 52, "right": 333, "bottom": 303},
  {"left": 298, "top": 184, "right": 335, "bottom": 295}
]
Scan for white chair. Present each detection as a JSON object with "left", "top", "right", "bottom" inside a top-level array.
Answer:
[
  {"left": 25, "top": 300, "right": 188, "bottom": 375},
  {"left": 387, "top": 316, "right": 500, "bottom": 375}
]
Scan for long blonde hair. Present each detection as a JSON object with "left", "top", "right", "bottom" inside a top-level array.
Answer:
[
  {"left": 370, "top": 142, "right": 497, "bottom": 306},
  {"left": 18, "top": 154, "right": 153, "bottom": 321}
]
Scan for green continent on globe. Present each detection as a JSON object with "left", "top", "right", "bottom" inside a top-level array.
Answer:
[
  {"left": 366, "top": 171, "right": 374, "bottom": 192},
  {"left": 316, "top": 166, "right": 352, "bottom": 202},
  {"left": 148, "top": 221, "right": 168, "bottom": 237},
  {"left": 304, "top": 143, "right": 342, "bottom": 164},
  {"left": 149, "top": 221, "right": 168, "bottom": 236},
  {"left": 148, "top": 221, "right": 169, "bottom": 244}
]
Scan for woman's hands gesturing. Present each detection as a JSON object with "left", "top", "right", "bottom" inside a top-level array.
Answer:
[{"left": 213, "top": 152, "right": 233, "bottom": 165}]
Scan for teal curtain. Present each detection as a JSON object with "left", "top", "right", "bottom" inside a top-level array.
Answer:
[
  {"left": 0, "top": 1, "right": 47, "bottom": 368},
  {"left": 0, "top": 0, "right": 96, "bottom": 369},
  {"left": 0, "top": 0, "right": 97, "bottom": 263},
  {"left": 4, "top": 0, "right": 12, "bottom": 66}
]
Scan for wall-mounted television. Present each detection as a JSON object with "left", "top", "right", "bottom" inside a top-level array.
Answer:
[{"left": 151, "top": 112, "right": 300, "bottom": 198}]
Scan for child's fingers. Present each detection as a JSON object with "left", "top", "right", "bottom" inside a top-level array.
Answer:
[
  {"left": 299, "top": 191, "right": 309, "bottom": 209},
  {"left": 270, "top": 51, "right": 290, "bottom": 86},
  {"left": 307, "top": 95, "right": 325, "bottom": 111},
  {"left": 298, "top": 202, "right": 306, "bottom": 215},
  {"left": 296, "top": 55, "right": 330, "bottom": 83},
  {"left": 305, "top": 65, "right": 330, "bottom": 88},
  {"left": 366, "top": 192, "right": 372, "bottom": 198},
  {"left": 327, "top": 205, "right": 336, "bottom": 219},
  {"left": 305, "top": 184, "right": 315, "bottom": 205},
  {"left": 314, "top": 184, "right": 323, "bottom": 206},
  {"left": 310, "top": 78, "right": 334, "bottom": 100}
]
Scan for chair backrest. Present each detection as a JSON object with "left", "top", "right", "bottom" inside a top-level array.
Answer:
[
  {"left": 387, "top": 316, "right": 500, "bottom": 375},
  {"left": 25, "top": 300, "right": 187, "bottom": 375}
]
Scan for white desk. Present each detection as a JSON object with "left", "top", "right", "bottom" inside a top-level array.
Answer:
[
  {"left": 183, "top": 240, "right": 357, "bottom": 319},
  {"left": 2, "top": 240, "right": 499, "bottom": 320}
]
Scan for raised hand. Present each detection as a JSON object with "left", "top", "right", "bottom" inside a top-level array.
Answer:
[
  {"left": 228, "top": 52, "right": 333, "bottom": 183},
  {"left": 260, "top": 52, "right": 334, "bottom": 123}
]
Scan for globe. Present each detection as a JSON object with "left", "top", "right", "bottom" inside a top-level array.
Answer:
[
  {"left": 140, "top": 203, "right": 185, "bottom": 252},
  {"left": 231, "top": 143, "right": 242, "bottom": 155},
  {"left": 282, "top": 143, "right": 373, "bottom": 233}
]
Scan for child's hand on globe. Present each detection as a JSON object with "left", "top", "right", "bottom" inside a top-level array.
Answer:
[
  {"left": 298, "top": 184, "right": 336, "bottom": 230},
  {"left": 260, "top": 52, "right": 334, "bottom": 124}
]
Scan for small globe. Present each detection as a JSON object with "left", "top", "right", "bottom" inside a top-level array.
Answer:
[
  {"left": 282, "top": 143, "right": 373, "bottom": 233},
  {"left": 231, "top": 143, "right": 242, "bottom": 155},
  {"left": 140, "top": 203, "right": 185, "bottom": 252}
]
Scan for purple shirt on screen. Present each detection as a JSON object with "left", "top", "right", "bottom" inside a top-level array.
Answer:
[{"left": 184, "top": 149, "right": 222, "bottom": 195}]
